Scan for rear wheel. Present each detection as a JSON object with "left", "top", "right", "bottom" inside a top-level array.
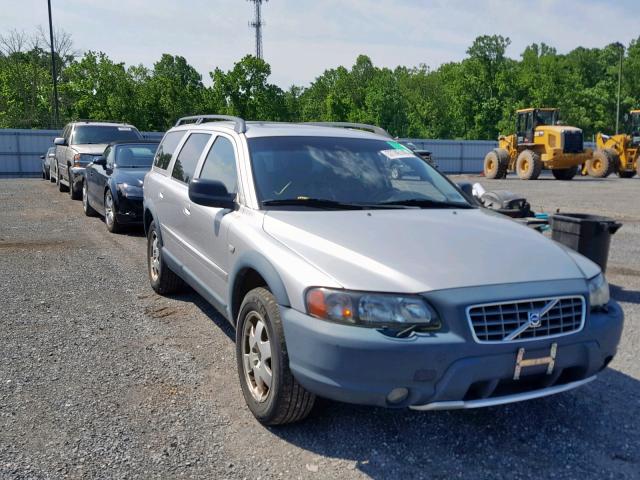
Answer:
[
  {"left": 516, "top": 150, "right": 542, "bottom": 180},
  {"left": 484, "top": 149, "right": 509, "bottom": 179},
  {"left": 57, "top": 165, "right": 69, "bottom": 192},
  {"left": 236, "top": 287, "right": 315, "bottom": 425},
  {"left": 618, "top": 170, "right": 635, "bottom": 178},
  {"left": 552, "top": 166, "right": 578, "bottom": 180},
  {"left": 587, "top": 150, "right": 616, "bottom": 178},
  {"left": 82, "top": 180, "right": 97, "bottom": 217},
  {"left": 147, "top": 220, "right": 183, "bottom": 294}
]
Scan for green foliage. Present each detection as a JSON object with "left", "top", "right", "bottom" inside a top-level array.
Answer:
[{"left": 1, "top": 29, "right": 639, "bottom": 139}]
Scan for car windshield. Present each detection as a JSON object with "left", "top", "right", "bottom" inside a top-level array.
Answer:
[
  {"left": 73, "top": 126, "right": 141, "bottom": 145},
  {"left": 115, "top": 144, "right": 158, "bottom": 168},
  {"left": 535, "top": 110, "right": 558, "bottom": 126},
  {"left": 248, "top": 136, "right": 470, "bottom": 209}
]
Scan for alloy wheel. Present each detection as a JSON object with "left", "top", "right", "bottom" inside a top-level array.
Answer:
[
  {"left": 150, "top": 231, "right": 160, "bottom": 282},
  {"left": 242, "top": 311, "right": 273, "bottom": 403},
  {"left": 105, "top": 191, "right": 114, "bottom": 227}
]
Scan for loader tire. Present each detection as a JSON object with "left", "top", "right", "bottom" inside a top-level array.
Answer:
[
  {"left": 516, "top": 150, "right": 542, "bottom": 180},
  {"left": 618, "top": 170, "right": 635, "bottom": 178},
  {"left": 483, "top": 148, "right": 509, "bottom": 179},
  {"left": 588, "top": 150, "right": 616, "bottom": 178},
  {"left": 552, "top": 166, "right": 578, "bottom": 180}
]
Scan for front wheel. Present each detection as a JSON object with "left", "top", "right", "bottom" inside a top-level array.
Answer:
[
  {"left": 69, "top": 171, "right": 82, "bottom": 200},
  {"left": 587, "top": 150, "right": 616, "bottom": 178},
  {"left": 236, "top": 287, "right": 315, "bottom": 425},
  {"left": 104, "top": 190, "right": 122, "bottom": 233}
]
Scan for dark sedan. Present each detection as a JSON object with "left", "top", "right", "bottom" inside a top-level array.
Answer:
[{"left": 82, "top": 141, "right": 159, "bottom": 233}]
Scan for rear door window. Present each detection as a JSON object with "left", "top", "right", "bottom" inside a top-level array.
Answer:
[
  {"left": 171, "top": 133, "right": 211, "bottom": 184},
  {"left": 154, "top": 131, "right": 185, "bottom": 170}
]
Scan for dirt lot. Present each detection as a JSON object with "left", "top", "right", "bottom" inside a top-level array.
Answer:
[{"left": 1, "top": 176, "right": 639, "bottom": 479}]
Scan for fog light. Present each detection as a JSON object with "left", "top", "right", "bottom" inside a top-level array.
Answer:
[{"left": 386, "top": 387, "right": 409, "bottom": 404}]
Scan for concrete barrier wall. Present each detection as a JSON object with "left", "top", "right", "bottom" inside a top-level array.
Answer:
[
  {"left": 0, "top": 129, "right": 596, "bottom": 178},
  {"left": 0, "top": 129, "right": 164, "bottom": 178}
]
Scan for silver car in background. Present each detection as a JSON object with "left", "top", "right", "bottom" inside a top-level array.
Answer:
[{"left": 143, "top": 116, "right": 623, "bottom": 425}]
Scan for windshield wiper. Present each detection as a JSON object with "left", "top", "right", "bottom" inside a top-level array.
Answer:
[
  {"left": 262, "top": 198, "right": 367, "bottom": 210},
  {"left": 262, "top": 198, "right": 411, "bottom": 210},
  {"left": 378, "top": 198, "right": 473, "bottom": 209}
]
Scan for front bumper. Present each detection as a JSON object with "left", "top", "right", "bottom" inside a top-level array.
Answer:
[
  {"left": 115, "top": 194, "right": 143, "bottom": 224},
  {"left": 280, "top": 281, "right": 623, "bottom": 410}
]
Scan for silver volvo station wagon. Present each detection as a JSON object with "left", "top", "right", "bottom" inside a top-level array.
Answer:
[{"left": 143, "top": 115, "right": 623, "bottom": 425}]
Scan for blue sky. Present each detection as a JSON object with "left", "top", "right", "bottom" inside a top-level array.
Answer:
[{"left": 2, "top": 0, "right": 639, "bottom": 87}]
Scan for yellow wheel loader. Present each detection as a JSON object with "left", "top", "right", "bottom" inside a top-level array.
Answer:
[
  {"left": 484, "top": 108, "right": 592, "bottom": 180},
  {"left": 587, "top": 110, "right": 640, "bottom": 178}
]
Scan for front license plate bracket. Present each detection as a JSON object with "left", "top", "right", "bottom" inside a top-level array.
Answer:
[{"left": 513, "top": 343, "right": 557, "bottom": 380}]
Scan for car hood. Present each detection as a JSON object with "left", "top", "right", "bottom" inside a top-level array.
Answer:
[
  {"left": 263, "top": 208, "right": 588, "bottom": 292},
  {"left": 72, "top": 144, "right": 109, "bottom": 155},
  {"left": 112, "top": 168, "right": 148, "bottom": 186}
]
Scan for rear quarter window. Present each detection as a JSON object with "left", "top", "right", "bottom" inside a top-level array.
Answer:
[{"left": 154, "top": 131, "right": 185, "bottom": 170}]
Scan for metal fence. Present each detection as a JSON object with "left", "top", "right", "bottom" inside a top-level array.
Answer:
[
  {"left": 0, "top": 129, "right": 594, "bottom": 178},
  {"left": 0, "top": 129, "right": 165, "bottom": 178}
]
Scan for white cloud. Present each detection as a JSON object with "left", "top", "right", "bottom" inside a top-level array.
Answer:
[{"left": 1, "top": 0, "right": 638, "bottom": 87}]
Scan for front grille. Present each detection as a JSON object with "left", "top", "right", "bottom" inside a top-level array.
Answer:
[
  {"left": 563, "top": 130, "right": 583, "bottom": 153},
  {"left": 467, "top": 296, "right": 585, "bottom": 343}
]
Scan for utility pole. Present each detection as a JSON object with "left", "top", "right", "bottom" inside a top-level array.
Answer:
[
  {"left": 248, "top": 0, "right": 268, "bottom": 59},
  {"left": 615, "top": 42, "right": 624, "bottom": 134},
  {"left": 47, "top": 0, "right": 60, "bottom": 128}
]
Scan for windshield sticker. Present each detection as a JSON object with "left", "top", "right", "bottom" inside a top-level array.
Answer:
[
  {"left": 380, "top": 149, "right": 416, "bottom": 160},
  {"left": 118, "top": 127, "right": 132, "bottom": 131},
  {"left": 386, "top": 141, "right": 412, "bottom": 152}
]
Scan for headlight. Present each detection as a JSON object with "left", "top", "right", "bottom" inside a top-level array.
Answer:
[
  {"left": 588, "top": 273, "right": 610, "bottom": 309},
  {"left": 117, "top": 183, "right": 143, "bottom": 198},
  {"left": 305, "top": 288, "right": 441, "bottom": 329}
]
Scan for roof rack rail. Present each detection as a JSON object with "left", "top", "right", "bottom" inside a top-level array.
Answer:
[
  {"left": 303, "top": 122, "right": 392, "bottom": 138},
  {"left": 175, "top": 115, "right": 247, "bottom": 133},
  {"left": 73, "top": 119, "right": 130, "bottom": 125}
]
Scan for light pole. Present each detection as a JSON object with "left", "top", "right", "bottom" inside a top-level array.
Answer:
[
  {"left": 615, "top": 42, "right": 624, "bottom": 134},
  {"left": 47, "top": 0, "right": 60, "bottom": 128}
]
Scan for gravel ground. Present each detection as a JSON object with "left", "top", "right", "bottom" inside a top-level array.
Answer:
[{"left": 0, "top": 176, "right": 638, "bottom": 480}]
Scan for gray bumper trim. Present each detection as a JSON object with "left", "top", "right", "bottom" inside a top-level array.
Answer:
[{"left": 409, "top": 375, "right": 596, "bottom": 411}]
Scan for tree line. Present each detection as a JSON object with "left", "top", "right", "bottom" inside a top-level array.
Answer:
[{"left": 2, "top": 28, "right": 640, "bottom": 140}]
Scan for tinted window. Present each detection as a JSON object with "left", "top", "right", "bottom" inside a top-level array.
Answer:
[
  {"left": 199, "top": 136, "right": 238, "bottom": 194},
  {"left": 154, "top": 131, "right": 184, "bottom": 170},
  {"left": 116, "top": 144, "right": 159, "bottom": 168},
  {"left": 72, "top": 126, "right": 142, "bottom": 144},
  {"left": 172, "top": 133, "right": 211, "bottom": 183}
]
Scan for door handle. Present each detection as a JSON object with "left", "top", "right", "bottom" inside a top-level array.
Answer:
[{"left": 183, "top": 204, "right": 191, "bottom": 216}]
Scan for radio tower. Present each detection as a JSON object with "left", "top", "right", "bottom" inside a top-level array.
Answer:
[{"left": 248, "top": 0, "right": 267, "bottom": 59}]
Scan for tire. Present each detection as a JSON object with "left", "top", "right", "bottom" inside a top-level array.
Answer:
[
  {"left": 516, "top": 150, "right": 543, "bottom": 180},
  {"left": 69, "top": 171, "right": 81, "bottom": 200},
  {"left": 552, "top": 166, "right": 578, "bottom": 180},
  {"left": 49, "top": 165, "right": 55, "bottom": 183},
  {"left": 484, "top": 149, "right": 509, "bottom": 179},
  {"left": 618, "top": 170, "right": 635, "bottom": 178},
  {"left": 57, "top": 164, "right": 69, "bottom": 192},
  {"left": 42, "top": 167, "right": 46, "bottom": 180},
  {"left": 104, "top": 189, "right": 122, "bottom": 233},
  {"left": 147, "top": 220, "right": 183, "bottom": 295},
  {"left": 236, "top": 287, "right": 315, "bottom": 425},
  {"left": 587, "top": 150, "right": 616, "bottom": 178},
  {"left": 82, "top": 179, "right": 98, "bottom": 217}
]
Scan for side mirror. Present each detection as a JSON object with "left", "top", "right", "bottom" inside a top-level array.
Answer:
[
  {"left": 40, "top": 155, "right": 45, "bottom": 159},
  {"left": 54, "top": 137, "right": 66, "bottom": 146},
  {"left": 189, "top": 178, "right": 235, "bottom": 209},
  {"left": 456, "top": 182, "right": 473, "bottom": 197},
  {"left": 93, "top": 157, "right": 107, "bottom": 167}
]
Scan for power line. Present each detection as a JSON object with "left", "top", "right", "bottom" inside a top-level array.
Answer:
[{"left": 248, "top": 0, "right": 268, "bottom": 59}]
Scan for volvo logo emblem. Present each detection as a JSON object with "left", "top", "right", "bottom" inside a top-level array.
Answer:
[{"left": 528, "top": 311, "right": 542, "bottom": 328}]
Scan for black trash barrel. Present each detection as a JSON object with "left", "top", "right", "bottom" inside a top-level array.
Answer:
[{"left": 550, "top": 213, "right": 622, "bottom": 272}]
